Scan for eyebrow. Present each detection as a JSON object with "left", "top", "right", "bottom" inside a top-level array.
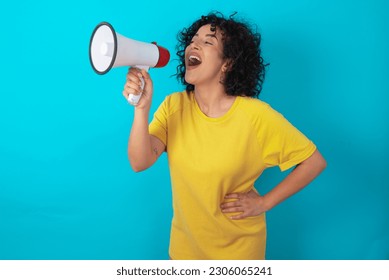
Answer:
[{"left": 193, "top": 33, "right": 218, "bottom": 41}]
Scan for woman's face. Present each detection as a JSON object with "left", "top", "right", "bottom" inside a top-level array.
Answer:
[{"left": 184, "top": 24, "right": 228, "bottom": 88}]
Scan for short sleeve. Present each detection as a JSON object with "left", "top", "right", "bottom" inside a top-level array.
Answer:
[
  {"left": 149, "top": 97, "right": 169, "bottom": 146},
  {"left": 258, "top": 105, "right": 317, "bottom": 171}
]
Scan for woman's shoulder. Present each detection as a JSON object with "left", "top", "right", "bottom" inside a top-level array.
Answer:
[
  {"left": 237, "top": 97, "right": 289, "bottom": 126},
  {"left": 165, "top": 90, "right": 191, "bottom": 104},
  {"left": 238, "top": 96, "right": 296, "bottom": 133},
  {"left": 159, "top": 90, "right": 191, "bottom": 115},
  {"left": 238, "top": 96, "right": 273, "bottom": 115}
]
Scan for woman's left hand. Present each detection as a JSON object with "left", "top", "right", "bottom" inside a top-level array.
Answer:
[{"left": 220, "top": 189, "right": 268, "bottom": 220}]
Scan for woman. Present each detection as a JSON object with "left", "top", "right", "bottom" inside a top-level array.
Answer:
[{"left": 123, "top": 12, "right": 326, "bottom": 260}]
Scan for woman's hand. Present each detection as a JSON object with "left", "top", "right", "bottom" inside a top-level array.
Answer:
[
  {"left": 220, "top": 189, "right": 268, "bottom": 220},
  {"left": 122, "top": 67, "right": 153, "bottom": 110},
  {"left": 220, "top": 150, "right": 327, "bottom": 220}
]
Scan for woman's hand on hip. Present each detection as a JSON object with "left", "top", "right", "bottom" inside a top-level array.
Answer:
[{"left": 220, "top": 189, "right": 268, "bottom": 220}]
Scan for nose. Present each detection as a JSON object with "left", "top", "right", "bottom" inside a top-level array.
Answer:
[{"left": 190, "top": 41, "right": 200, "bottom": 50}]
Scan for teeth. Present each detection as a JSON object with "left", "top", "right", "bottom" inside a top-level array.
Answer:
[
  {"left": 188, "top": 55, "right": 202, "bottom": 67},
  {"left": 189, "top": 55, "right": 201, "bottom": 62}
]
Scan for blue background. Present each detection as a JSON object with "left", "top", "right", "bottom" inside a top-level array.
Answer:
[{"left": 1, "top": 0, "right": 388, "bottom": 260}]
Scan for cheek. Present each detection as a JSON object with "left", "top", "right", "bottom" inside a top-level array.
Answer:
[
  {"left": 184, "top": 45, "right": 191, "bottom": 56},
  {"left": 205, "top": 51, "right": 224, "bottom": 68}
]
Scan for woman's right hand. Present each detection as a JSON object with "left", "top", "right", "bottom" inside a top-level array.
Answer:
[{"left": 122, "top": 67, "right": 153, "bottom": 111}]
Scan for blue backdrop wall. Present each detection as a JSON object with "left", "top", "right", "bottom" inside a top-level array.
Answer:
[{"left": 1, "top": 0, "right": 388, "bottom": 260}]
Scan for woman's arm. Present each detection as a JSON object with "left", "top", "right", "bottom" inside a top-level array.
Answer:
[
  {"left": 123, "top": 68, "right": 166, "bottom": 172},
  {"left": 128, "top": 110, "right": 165, "bottom": 172},
  {"left": 261, "top": 149, "right": 326, "bottom": 211},
  {"left": 220, "top": 149, "right": 327, "bottom": 219}
]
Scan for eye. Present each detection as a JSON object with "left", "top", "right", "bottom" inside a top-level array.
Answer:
[{"left": 205, "top": 41, "right": 213, "bottom": 45}]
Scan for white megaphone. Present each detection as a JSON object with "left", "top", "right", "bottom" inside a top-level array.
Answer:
[{"left": 89, "top": 22, "right": 170, "bottom": 105}]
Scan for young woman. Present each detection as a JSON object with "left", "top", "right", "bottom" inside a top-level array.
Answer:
[{"left": 123, "top": 12, "right": 326, "bottom": 260}]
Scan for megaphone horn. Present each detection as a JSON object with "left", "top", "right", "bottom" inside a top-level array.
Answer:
[
  {"left": 89, "top": 22, "right": 170, "bottom": 75},
  {"left": 89, "top": 22, "right": 170, "bottom": 105}
]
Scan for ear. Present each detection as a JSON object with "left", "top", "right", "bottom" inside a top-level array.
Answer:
[{"left": 222, "top": 59, "right": 233, "bottom": 73}]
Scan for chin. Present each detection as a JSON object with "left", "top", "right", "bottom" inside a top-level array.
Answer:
[{"left": 184, "top": 73, "right": 196, "bottom": 86}]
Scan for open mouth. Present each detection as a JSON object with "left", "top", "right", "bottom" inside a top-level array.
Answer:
[{"left": 188, "top": 55, "right": 202, "bottom": 67}]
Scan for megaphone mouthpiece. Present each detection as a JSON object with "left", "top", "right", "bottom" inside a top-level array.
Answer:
[{"left": 153, "top": 43, "right": 170, "bottom": 68}]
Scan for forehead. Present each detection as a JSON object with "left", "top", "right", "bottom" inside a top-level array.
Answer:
[{"left": 195, "top": 24, "right": 223, "bottom": 39}]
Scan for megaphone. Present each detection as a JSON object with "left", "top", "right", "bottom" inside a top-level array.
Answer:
[{"left": 89, "top": 22, "right": 170, "bottom": 105}]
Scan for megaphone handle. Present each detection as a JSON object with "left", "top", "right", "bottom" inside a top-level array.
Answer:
[{"left": 128, "top": 66, "right": 150, "bottom": 106}]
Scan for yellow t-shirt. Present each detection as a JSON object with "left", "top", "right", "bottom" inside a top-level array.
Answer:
[{"left": 149, "top": 91, "right": 316, "bottom": 260}]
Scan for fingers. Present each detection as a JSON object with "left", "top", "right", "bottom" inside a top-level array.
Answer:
[
  {"left": 220, "top": 190, "right": 264, "bottom": 220},
  {"left": 122, "top": 68, "right": 144, "bottom": 101},
  {"left": 222, "top": 207, "right": 245, "bottom": 215},
  {"left": 220, "top": 201, "right": 242, "bottom": 210},
  {"left": 126, "top": 67, "right": 143, "bottom": 83},
  {"left": 123, "top": 81, "right": 142, "bottom": 95},
  {"left": 220, "top": 199, "right": 245, "bottom": 219},
  {"left": 139, "top": 68, "right": 151, "bottom": 81},
  {"left": 122, "top": 68, "right": 154, "bottom": 107},
  {"left": 229, "top": 213, "right": 248, "bottom": 220},
  {"left": 126, "top": 69, "right": 143, "bottom": 89},
  {"left": 224, "top": 193, "right": 240, "bottom": 199},
  {"left": 221, "top": 201, "right": 247, "bottom": 220}
]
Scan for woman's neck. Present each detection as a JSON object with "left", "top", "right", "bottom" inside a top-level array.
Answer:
[{"left": 194, "top": 85, "right": 236, "bottom": 118}]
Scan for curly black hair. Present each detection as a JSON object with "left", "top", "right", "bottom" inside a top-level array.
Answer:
[{"left": 175, "top": 12, "right": 267, "bottom": 97}]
